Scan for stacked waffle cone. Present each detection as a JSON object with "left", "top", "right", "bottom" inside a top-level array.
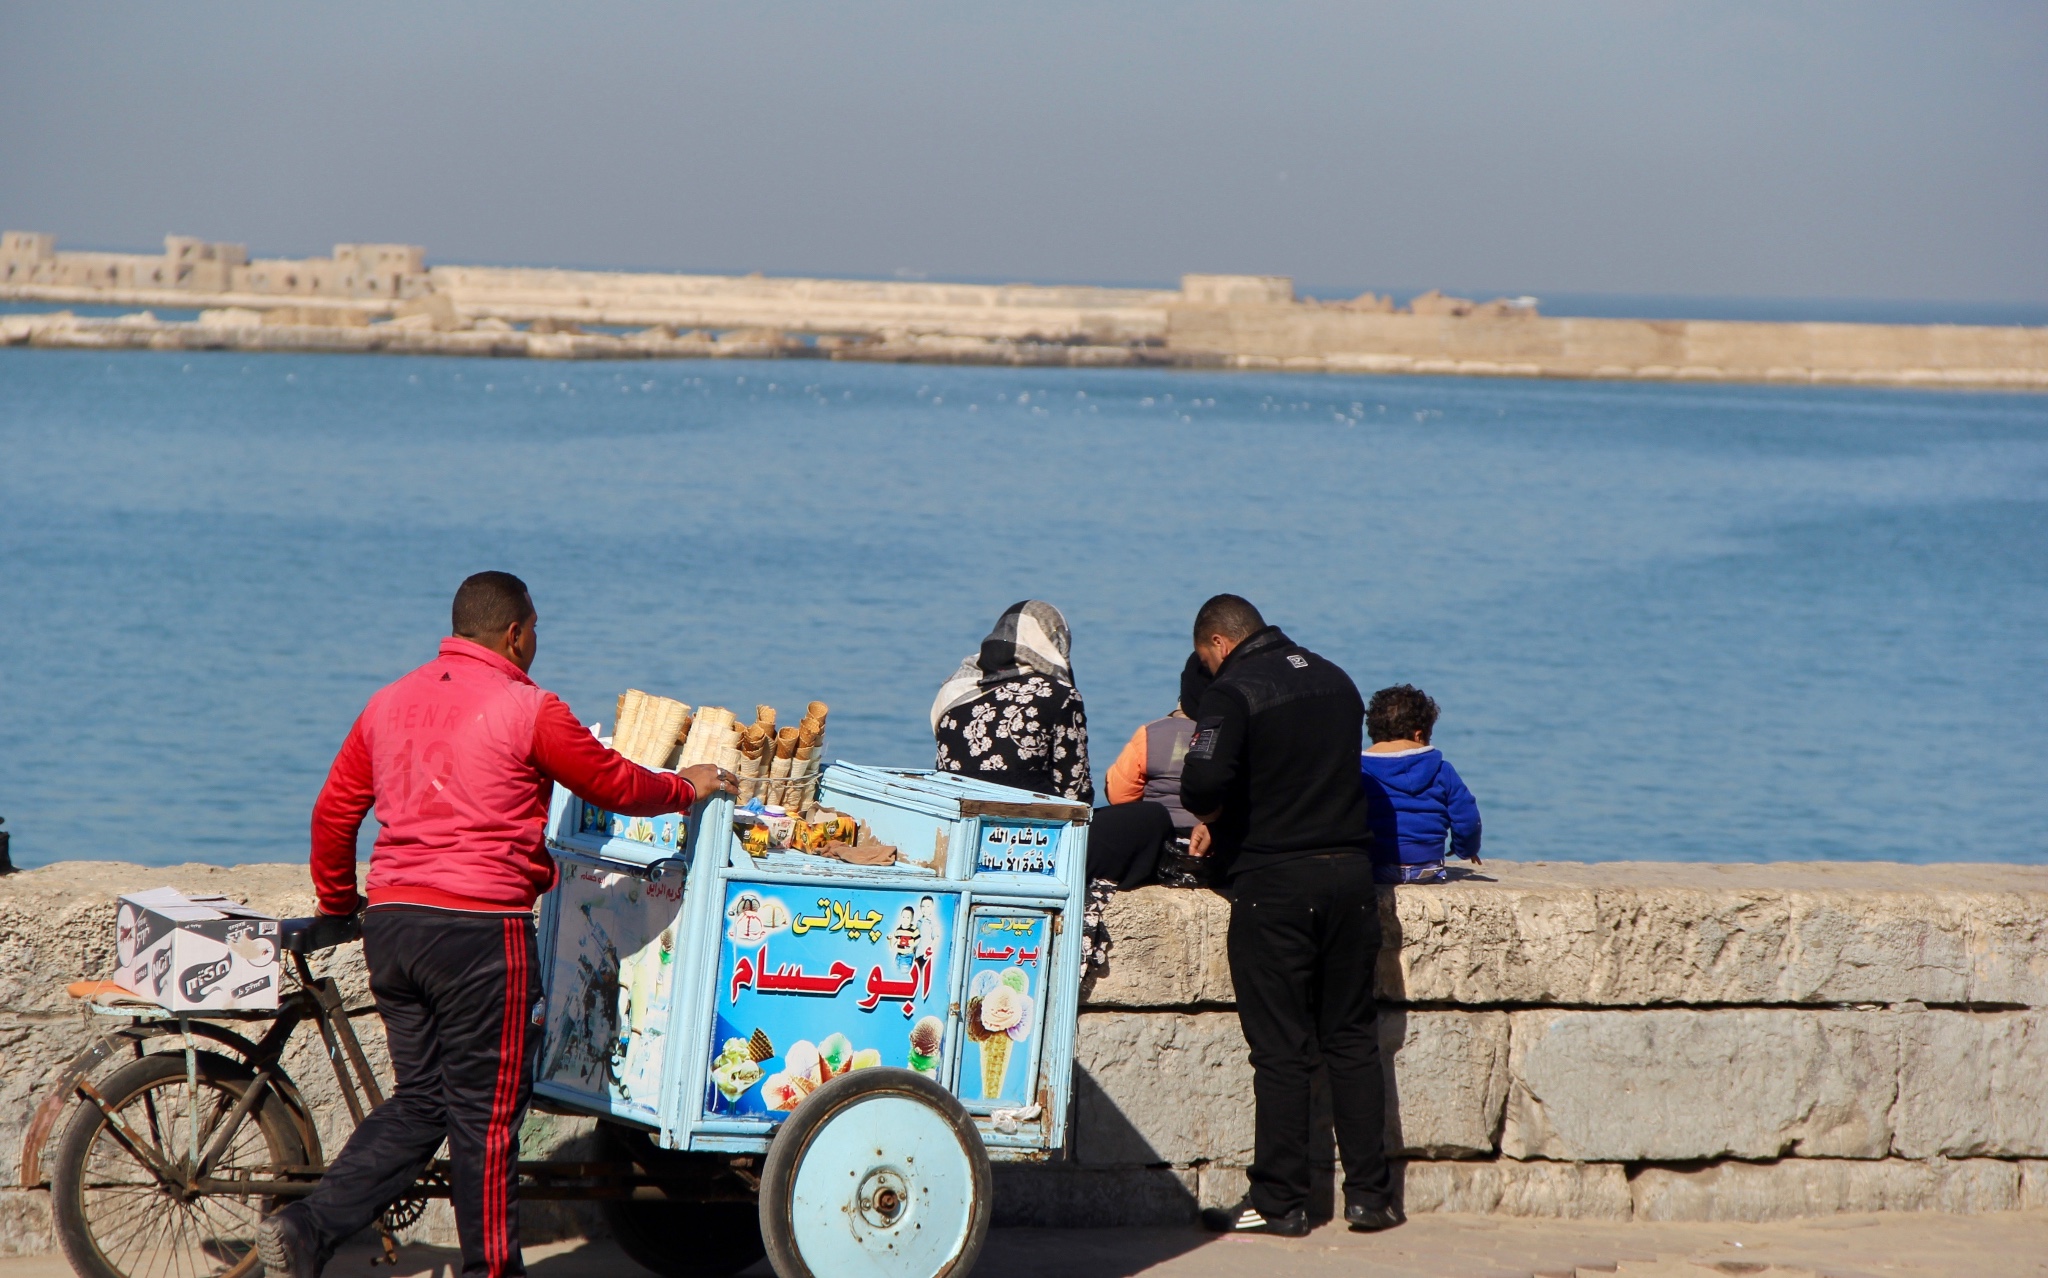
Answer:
[
  {"left": 611, "top": 688, "right": 694, "bottom": 768},
  {"left": 781, "top": 703, "right": 827, "bottom": 813},
  {"left": 767, "top": 728, "right": 797, "bottom": 806},
  {"left": 678, "top": 707, "right": 738, "bottom": 769},
  {"left": 603, "top": 693, "right": 826, "bottom": 810},
  {"left": 736, "top": 721, "right": 772, "bottom": 803}
]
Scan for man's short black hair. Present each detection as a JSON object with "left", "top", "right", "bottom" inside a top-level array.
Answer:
[
  {"left": 1367, "top": 684, "right": 1440, "bottom": 744},
  {"left": 1193, "top": 594, "right": 1265, "bottom": 646},
  {"left": 452, "top": 571, "right": 534, "bottom": 639}
]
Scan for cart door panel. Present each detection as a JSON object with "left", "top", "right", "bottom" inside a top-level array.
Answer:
[
  {"left": 535, "top": 864, "right": 688, "bottom": 1123},
  {"left": 958, "top": 908, "right": 1052, "bottom": 1112},
  {"left": 704, "top": 883, "right": 959, "bottom": 1123}
]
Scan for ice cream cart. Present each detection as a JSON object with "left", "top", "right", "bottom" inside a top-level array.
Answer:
[{"left": 534, "top": 763, "right": 1090, "bottom": 1278}]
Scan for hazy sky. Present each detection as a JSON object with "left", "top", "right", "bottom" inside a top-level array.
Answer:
[{"left": 3, "top": 2, "right": 2043, "bottom": 301}]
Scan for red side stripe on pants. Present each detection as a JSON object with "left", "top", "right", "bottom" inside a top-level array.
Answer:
[{"left": 485, "top": 918, "right": 527, "bottom": 1277}]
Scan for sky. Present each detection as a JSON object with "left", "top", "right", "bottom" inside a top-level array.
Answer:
[{"left": 2, "top": 2, "right": 2044, "bottom": 304}]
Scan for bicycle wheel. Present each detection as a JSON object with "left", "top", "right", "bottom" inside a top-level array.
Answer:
[
  {"left": 53, "top": 1051, "right": 309, "bottom": 1278},
  {"left": 598, "top": 1125, "right": 765, "bottom": 1278}
]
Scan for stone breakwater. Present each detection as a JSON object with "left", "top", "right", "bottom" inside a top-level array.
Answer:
[
  {"left": 3, "top": 861, "right": 2046, "bottom": 1254},
  {"left": 5, "top": 230, "right": 2045, "bottom": 389},
  {"left": 7, "top": 308, "right": 2044, "bottom": 391}
]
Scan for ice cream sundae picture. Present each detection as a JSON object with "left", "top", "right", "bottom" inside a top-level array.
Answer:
[
  {"left": 965, "top": 967, "right": 1035, "bottom": 1098},
  {"left": 755, "top": 1030, "right": 883, "bottom": 1112},
  {"left": 709, "top": 1034, "right": 770, "bottom": 1105},
  {"left": 907, "top": 1015, "right": 944, "bottom": 1077}
]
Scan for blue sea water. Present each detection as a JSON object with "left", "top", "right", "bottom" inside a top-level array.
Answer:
[{"left": 1, "top": 350, "right": 2043, "bottom": 868}]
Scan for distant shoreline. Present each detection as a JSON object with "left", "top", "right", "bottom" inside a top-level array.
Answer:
[
  {"left": 5, "top": 230, "right": 2045, "bottom": 390},
  {"left": 7, "top": 307, "right": 2046, "bottom": 392}
]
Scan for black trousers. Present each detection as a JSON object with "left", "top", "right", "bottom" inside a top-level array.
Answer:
[
  {"left": 299, "top": 907, "right": 539, "bottom": 1278},
  {"left": 1087, "top": 800, "right": 1177, "bottom": 888},
  {"left": 1226, "top": 852, "right": 1392, "bottom": 1218}
]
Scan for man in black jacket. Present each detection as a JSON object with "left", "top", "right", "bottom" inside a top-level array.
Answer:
[{"left": 1180, "top": 594, "right": 1401, "bottom": 1236}]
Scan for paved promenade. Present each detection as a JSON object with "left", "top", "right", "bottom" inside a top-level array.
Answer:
[{"left": 8, "top": 1212, "right": 2045, "bottom": 1278}]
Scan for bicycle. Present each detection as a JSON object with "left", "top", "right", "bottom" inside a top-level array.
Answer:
[{"left": 27, "top": 915, "right": 767, "bottom": 1278}]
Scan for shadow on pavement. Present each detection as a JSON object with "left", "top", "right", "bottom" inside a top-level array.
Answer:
[
  {"left": 972, "top": 1227, "right": 1217, "bottom": 1278},
  {"left": 346, "top": 1228, "right": 1219, "bottom": 1278}
]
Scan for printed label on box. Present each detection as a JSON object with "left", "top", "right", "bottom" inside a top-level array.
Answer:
[{"left": 110, "top": 890, "right": 281, "bottom": 1011}]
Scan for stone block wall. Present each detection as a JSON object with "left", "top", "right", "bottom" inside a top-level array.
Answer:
[
  {"left": 4, "top": 859, "right": 2046, "bottom": 1251},
  {"left": 1009, "top": 861, "right": 2048, "bottom": 1227}
]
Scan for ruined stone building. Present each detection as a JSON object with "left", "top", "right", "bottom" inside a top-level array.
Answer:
[{"left": 0, "top": 232, "right": 428, "bottom": 301}]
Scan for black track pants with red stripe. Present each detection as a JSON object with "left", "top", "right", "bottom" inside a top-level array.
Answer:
[{"left": 299, "top": 906, "right": 539, "bottom": 1278}]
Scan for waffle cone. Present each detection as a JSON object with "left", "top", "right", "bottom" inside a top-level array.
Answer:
[
  {"left": 979, "top": 1036, "right": 1012, "bottom": 1098},
  {"left": 617, "top": 689, "right": 648, "bottom": 755},
  {"left": 647, "top": 699, "right": 690, "bottom": 767}
]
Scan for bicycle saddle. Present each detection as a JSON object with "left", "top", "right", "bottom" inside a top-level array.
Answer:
[{"left": 279, "top": 912, "right": 364, "bottom": 954}]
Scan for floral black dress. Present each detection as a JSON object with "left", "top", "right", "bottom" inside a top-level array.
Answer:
[{"left": 933, "top": 673, "right": 1094, "bottom": 806}]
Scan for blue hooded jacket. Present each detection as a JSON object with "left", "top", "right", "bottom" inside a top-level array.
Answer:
[{"left": 1359, "top": 747, "right": 1482, "bottom": 866}]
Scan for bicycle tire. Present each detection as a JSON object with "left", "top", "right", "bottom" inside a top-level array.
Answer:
[
  {"left": 597, "top": 1126, "right": 765, "bottom": 1278},
  {"left": 52, "top": 1051, "right": 309, "bottom": 1278}
]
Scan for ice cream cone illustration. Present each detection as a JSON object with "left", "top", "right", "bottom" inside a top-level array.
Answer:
[
  {"left": 978, "top": 1035, "right": 1012, "bottom": 1097},
  {"left": 966, "top": 967, "right": 1034, "bottom": 1099}
]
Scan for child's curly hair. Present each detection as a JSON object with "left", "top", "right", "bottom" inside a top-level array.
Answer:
[{"left": 1367, "top": 684, "right": 1440, "bottom": 744}]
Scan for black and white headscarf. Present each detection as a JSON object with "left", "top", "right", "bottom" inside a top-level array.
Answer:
[
  {"left": 931, "top": 600, "right": 1091, "bottom": 805},
  {"left": 930, "top": 600, "right": 1074, "bottom": 730}
]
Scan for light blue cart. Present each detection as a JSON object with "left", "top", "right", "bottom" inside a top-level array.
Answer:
[{"left": 533, "top": 765, "right": 1090, "bottom": 1278}]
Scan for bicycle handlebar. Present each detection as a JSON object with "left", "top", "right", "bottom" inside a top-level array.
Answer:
[{"left": 279, "top": 913, "right": 363, "bottom": 955}]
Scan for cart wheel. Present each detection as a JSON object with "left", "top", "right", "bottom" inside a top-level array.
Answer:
[
  {"left": 52, "top": 1051, "right": 309, "bottom": 1278},
  {"left": 758, "top": 1067, "right": 990, "bottom": 1278},
  {"left": 597, "top": 1125, "right": 765, "bottom": 1278}
]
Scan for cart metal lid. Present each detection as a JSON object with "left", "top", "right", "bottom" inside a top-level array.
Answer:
[{"left": 821, "top": 765, "right": 1091, "bottom": 824}]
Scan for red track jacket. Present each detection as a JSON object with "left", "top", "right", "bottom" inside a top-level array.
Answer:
[{"left": 310, "top": 637, "right": 695, "bottom": 914}]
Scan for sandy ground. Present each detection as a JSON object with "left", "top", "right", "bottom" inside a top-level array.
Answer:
[{"left": 8, "top": 1212, "right": 2048, "bottom": 1278}]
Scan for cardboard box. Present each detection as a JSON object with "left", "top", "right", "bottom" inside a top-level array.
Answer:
[{"left": 112, "top": 888, "right": 282, "bottom": 1011}]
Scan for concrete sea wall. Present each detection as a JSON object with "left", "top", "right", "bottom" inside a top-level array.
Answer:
[
  {"left": 1032, "top": 860, "right": 2048, "bottom": 1227},
  {"left": 3, "top": 860, "right": 2046, "bottom": 1253},
  {"left": 7, "top": 230, "right": 2045, "bottom": 389}
]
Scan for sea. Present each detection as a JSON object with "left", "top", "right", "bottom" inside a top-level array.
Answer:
[{"left": 2, "top": 349, "right": 2044, "bottom": 868}]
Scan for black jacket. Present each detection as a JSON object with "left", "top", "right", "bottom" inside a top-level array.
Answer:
[{"left": 1178, "top": 627, "right": 1374, "bottom": 879}]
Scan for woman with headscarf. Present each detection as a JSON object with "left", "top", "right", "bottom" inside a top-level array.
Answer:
[{"left": 932, "top": 600, "right": 1092, "bottom": 804}]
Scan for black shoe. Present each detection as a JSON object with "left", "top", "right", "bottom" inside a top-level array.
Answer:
[
  {"left": 1344, "top": 1200, "right": 1405, "bottom": 1232},
  {"left": 1200, "top": 1199, "right": 1311, "bottom": 1237},
  {"left": 257, "top": 1205, "right": 322, "bottom": 1278}
]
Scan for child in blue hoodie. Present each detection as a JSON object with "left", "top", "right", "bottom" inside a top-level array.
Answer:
[{"left": 1359, "top": 685, "right": 1482, "bottom": 884}]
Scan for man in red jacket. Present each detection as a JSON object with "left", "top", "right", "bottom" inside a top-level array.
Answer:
[{"left": 260, "top": 571, "right": 733, "bottom": 1278}]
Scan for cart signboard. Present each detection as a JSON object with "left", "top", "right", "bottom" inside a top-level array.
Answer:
[
  {"left": 706, "top": 884, "right": 958, "bottom": 1120},
  {"left": 976, "top": 821, "right": 1062, "bottom": 876},
  {"left": 961, "top": 910, "right": 1049, "bottom": 1108}
]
